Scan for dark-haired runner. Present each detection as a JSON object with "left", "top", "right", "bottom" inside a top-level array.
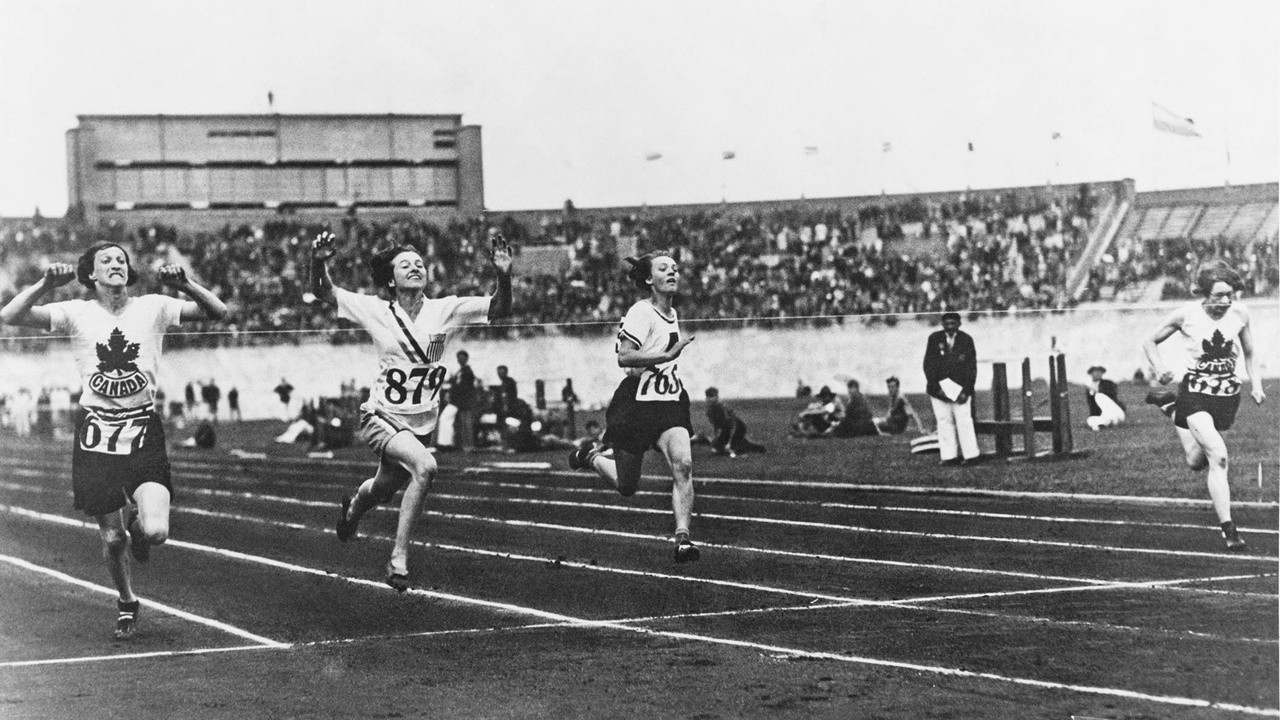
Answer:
[
  {"left": 311, "top": 231, "right": 512, "bottom": 591},
  {"left": 1142, "top": 261, "right": 1265, "bottom": 550},
  {"left": 568, "top": 252, "right": 700, "bottom": 562},
  {"left": 1, "top": 243, "right": 227, "bottom": 639}
]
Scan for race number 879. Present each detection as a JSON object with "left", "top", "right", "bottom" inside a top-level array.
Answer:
[{"left": 384, "top": 366, "right": 448, "bottom": 405}]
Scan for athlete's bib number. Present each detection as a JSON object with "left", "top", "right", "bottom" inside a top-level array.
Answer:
[
  {"left": 383, "top": 365, "right": 448, "bottom": 407},
  {"left": 636, "top": 365, "right": 683, "bottom": 402},
  {"left": 79, "top": 417, "right": 148, "bottom": 456}
]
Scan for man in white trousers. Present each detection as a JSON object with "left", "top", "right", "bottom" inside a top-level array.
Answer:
[{"left": 923, "top": 312, "right": 980, "bottom": 465}]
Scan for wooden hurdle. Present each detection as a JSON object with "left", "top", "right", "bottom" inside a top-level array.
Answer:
[{"left": 973, "top": 353, "right": 1078, "bottom": 459}]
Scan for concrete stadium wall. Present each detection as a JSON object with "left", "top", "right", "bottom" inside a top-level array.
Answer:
[{"left": 3, "top": 300, "right": 1275, "bottom": 421}]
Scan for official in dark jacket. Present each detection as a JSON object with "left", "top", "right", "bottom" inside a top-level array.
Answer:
[{"left": 922, "top": 312, "right": 980, "bottom": 464}]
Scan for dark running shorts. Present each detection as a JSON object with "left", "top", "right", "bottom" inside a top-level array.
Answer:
[
  {"left": 1174, "top": 381, "right": 1241, "bottom": 432},
  {"left": 72, "top": 410, "right": 172, "bottom": 517},
  {"left": 603, "top": 376, "right": 692, "bottom": 455}
]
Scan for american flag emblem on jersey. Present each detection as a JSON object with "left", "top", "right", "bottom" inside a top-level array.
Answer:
[{"left": 424, "top": 334, "right": 446, "bottom": 363}]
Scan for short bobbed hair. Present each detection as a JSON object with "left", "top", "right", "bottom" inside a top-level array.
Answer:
[
  {"left": 1193, "top": 260, "right": 1243, "bottom": 296},
  {"left": 77, "top": 243, "right": 138, "bottom": 290},
  {"left": 369, "top": 244, "right": 422, "bottom": 289}
]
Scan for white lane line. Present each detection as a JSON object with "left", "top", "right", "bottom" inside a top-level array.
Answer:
[
  {"left": 14, "top": 454, "right": 1277, "bottom": 510},
  {"left": 460, "top": 465, "right": 1280, "bottom": 509},
  {"left": 0, "top": 645, "right": 280, "bottom": 669},
  {"left": 449, "top": 495, "right": 1280, "bottom": 563},
  {"left": 119, "top": 504, "right": 1280, "bottom": 642},
  {"left": 5, "top": 479, "right": 1276, "bottom": 594},
  {"left": 2, "top": 504, "right": 1273, "bottom": 716},
  {"left": 7, "top": 463, "right": 1278, "bottom": 541},
  {"left": 0, "top": 549, "right": 288, "bottom": 649}
]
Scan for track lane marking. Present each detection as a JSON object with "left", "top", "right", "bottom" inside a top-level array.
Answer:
[
  {"left": 7, "top": 499, "right": 1273, "bottom": 645},
  {"left": 0, "top": 645, "right": 280, "bottom": 669},
  {"left": 0, "top": 550, "right": 288, "bottom": 649},
  {"left": 6, "top": 455, "right": 1279, "bottom": 510},
  {"left": 4, "top": 479, "right": 1277, "bottom": 593},
  {"left": 6, "top": 463, "right": 1277, "bottom": 540},
  {"left": 1, "top": 503, "right": 1274, "bottom": 716}
]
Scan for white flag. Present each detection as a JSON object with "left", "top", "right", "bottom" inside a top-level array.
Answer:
[{"left": 1152, "top": 102, "right": 1200, "bottom": 137}]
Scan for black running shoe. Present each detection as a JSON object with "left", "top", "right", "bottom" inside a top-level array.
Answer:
[
  {"left": 385, "top": 562, "right": 410, "bottom": 593},
  {"left": 126, "top": 507, "right": 149, "bottom": 563},
  {"left": 567, "top": 442, "right": 595, "bottom": 471},
  {"left": 1144, "top": 390, "right": 1177, "bottom": 417},
  {"left": 673, "top": 536, "right": 701, "bottom": 563},
  {"left": 336, "top": 495, "right": 358, "bottom": 542},
  {"left": 1223, "top": 522, "right": 1248, "bottom": 551},
  {"left": 115, "top": 600, "right": 140, "bottom": 640}
]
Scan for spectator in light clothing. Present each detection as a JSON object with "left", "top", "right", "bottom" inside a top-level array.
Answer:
[
  {"left": 923, "top": 312, "right": 979, "bottom": 465},
  {"left": 1084, "top": 366, "right": 1125, "bottom": 431}
]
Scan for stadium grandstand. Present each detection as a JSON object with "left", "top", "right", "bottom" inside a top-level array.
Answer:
[{"left": 1, "top": 178, "right": 1275, "bottom": 351}]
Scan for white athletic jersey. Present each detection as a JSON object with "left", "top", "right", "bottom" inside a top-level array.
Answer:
[
  {"left": 45, "top": 295, "right": 186, "bottom": 412},
  {"left": 336, "top": 287, "right": 490, "bottom": 433},
  {"left": 1178, "top": 301, "right": 1246, "bottom": 397},
  {"left": 616, "top": 299, "right": 685, "bottom": 402}
]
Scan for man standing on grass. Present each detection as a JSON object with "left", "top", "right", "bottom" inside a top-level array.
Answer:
[{"left": 923, "top": 312, "right": 979, "bottom": 465}]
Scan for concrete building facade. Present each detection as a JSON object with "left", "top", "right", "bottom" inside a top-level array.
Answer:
[{"left": 67, "top": 114, "right": 484, "bottom": 228}]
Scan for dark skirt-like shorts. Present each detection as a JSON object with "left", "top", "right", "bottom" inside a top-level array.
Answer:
[{"left": 603, "top": 376, "right": 692, "bottom": 455}]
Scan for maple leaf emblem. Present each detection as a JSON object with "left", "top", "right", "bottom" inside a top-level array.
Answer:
[
  {"left": 96, "top": 328, "right": 140, "bottom": 374},
  {"left": 1200, "top": 329, "right": 1235, "bottom": 362}
]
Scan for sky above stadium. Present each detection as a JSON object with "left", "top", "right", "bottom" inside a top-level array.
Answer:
[{"left": 1, "top": 0, "right": 1276, "bottom": 216}]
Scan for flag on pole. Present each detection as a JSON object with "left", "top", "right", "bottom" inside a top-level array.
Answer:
[
  {"left": 803, "top": 146, "right": 819, "bottom": 155},
  {"left": 644, "top": 152, "right": 663, "bottom": 161},
  {"left": 722, "top": 151, "right": 736, "bottom": 160},
  {"left": 1152, "top": 102, "right": 1200, "bottom": 137},
  {"left": 881, "top": 142, "right": 892, "bottom": 152}
]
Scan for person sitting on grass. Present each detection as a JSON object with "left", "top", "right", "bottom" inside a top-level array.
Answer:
[
  {"left": 874, "top": 376, "right": 927, "bottom": 435},
  {"left": 704, "top": 387, "right": 766, "bottom": 457},
  {"left": 790, "top": 386, "right": 844, "bottom": 437},
  {"left": 830, "top": 379, "right": 880, "bottom": 437}
]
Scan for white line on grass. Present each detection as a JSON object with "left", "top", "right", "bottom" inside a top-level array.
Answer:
[
  {"left": 2, "top": 503, "right": 1273, "bottom": 717},
  {"left": 0, "top": 550, "right": 288, "bottom": 649}
]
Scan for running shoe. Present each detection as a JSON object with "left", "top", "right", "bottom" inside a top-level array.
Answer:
[
  {"left": 1223, "top": 522, "right": 1247, "bottom": 551},
  {"left": 336, "top": 495, "right": 358, "bottom": 542},
  {"left": 385, "top": 562, "right": 410, "bottom": 593},
  {"left": 114, "top": 599, "right": 140, "bottom": 640},
  {"left": 673, "top": 536, "right": 701, "bottom": 563},
  {"left": 567, "top": 441, "right": 596, "bottom": 471},
  {"left": 126, "top": 506, "right": 149, "bottom": 563},
  {"left": 1144, "top": 390, "right": 1177, "bottom": 417}
]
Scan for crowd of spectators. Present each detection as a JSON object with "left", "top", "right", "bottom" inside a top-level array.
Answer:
[
  {"left": 2, "top": 182, "right": 1272, "bottom": 351},
  {"left": 1090, "top": 234, "right": 1278, "bottom": 301}
]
